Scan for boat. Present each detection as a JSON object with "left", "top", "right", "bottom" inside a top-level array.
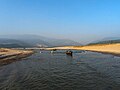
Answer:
[{"left": 66, "top": 50, "right": 73, "bottom": 56}]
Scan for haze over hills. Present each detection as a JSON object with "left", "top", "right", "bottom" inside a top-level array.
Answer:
[
  {"left": 0, "top": 38, "right": 31, "bottom": 48},
  {"left": 88, "top": 37, "right": 120, "bottom": 45},
  {"left": 1, "top": 34, "right": 120, "bottom": 48},
  {"left": 0, "top": 35, "right": 81, "bottom": 48}
]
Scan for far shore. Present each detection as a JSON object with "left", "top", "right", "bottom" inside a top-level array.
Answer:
[
  {"left": 46, "top": 43, "right": 120, "bottom": 56},
  {"left": 0, "top": 43, "right": 120, "bottom": 65},
  {"left": 0, "top": 48, "right": 33, "bottom": 65}
]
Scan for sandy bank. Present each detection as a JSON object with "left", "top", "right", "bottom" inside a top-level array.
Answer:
[
  {"left": 75, "top": 43, "right": 120, "bottom": 55},
  {"left": 46, "top": 43, "right": 120, "bottom": 56},
  {"left": 0, "top": 48, "right": 33, "bottom": 65}
]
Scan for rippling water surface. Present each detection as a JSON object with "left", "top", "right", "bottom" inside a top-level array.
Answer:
[{"left": 0, "top": 50, "right": 120, "bottom": 90}]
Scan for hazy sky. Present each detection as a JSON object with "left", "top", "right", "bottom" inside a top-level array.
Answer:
[{"left": 0, "top": 0, "right": 120, "bottom": 44}]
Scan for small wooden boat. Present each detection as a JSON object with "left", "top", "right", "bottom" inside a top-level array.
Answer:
[
  {"left": 66, "top": 50, "right": 73, "bottom": 56},
  {"left": 52, "top": 49, "right": 57, "bottom": 51}
]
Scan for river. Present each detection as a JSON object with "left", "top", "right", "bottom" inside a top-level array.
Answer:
[{"left": 0, "top": 50, "right": 120, "bottom": 90}]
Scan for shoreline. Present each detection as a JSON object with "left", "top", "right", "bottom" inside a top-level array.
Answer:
[
  {"left": 1, "top": 43, "right": 120, "bottom": 65},
  {"left": 75, "top": 43, "right": 120, "bottom": 57},
  {"left": 46, "top": 43, "right": 120, "bottom": 57},
  {"left": 0, "top": 48, "right": 34, "bottom": 65},
  {"left": 84, "top": 50, "right": 120, "bottom": 57}
]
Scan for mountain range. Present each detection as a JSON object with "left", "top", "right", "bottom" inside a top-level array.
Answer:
[
  {"left": 0, "top": 35, "right": 120, "bottom": 48},
  {"left": 88, "top": 37, "right": 120, "bottom": 45},
  {"left": 0, "top": 35, "right": 81, "bottom": 48}
]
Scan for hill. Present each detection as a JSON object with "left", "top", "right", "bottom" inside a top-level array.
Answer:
[
  {"left": 88, "top": 39, "right": 120, "bottom": 45},
  {"left": 0, "top": 38, "right": 31, "bottom": 48},
  {"left": 0, "top": 35, "right": 81, "bottom": 48}
]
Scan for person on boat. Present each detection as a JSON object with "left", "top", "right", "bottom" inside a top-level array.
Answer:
[{"left": 66, "top": 50, "right": 73, "bottom": 56}]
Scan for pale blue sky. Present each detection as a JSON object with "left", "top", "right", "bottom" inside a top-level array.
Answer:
[{"left": 0, "top": 0, "right": 120, "bottom": 43}]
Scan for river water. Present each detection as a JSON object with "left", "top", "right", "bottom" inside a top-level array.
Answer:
[{"left": 0, "top": 50, "right": 120, "bottom": 90}]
